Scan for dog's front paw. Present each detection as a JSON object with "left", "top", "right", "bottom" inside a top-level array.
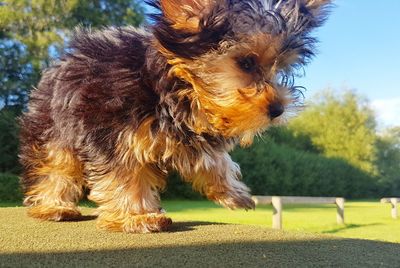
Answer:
[{"left": 213, "top": 184, "right": 255, "bottom": 210}]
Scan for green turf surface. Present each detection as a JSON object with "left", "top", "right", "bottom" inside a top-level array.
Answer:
[
  {"left": 1, "top": 206, "right": 400, "bottom": 267},
  {"left": 163, "top": 200, "right": 400, "bottom": 243}
]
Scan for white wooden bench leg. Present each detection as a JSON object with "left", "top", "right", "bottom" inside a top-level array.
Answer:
[
  {"left": 390, "top": 198, "right": 398, "bottom": 219},
  {"left": 336, "top": 198, "right": 345, "bottom": 224},
  {"left": 272, "top": 196, "right": 282, "bottom": 230}
]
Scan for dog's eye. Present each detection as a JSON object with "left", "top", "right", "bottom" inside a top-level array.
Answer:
[{"left": 237, "top": 56, "right": 257, "bottom": 73}]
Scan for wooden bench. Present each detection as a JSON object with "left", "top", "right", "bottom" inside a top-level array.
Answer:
[
  {"left": 252, "top": 196, "right": 345, "bottom": 230},
  {"left": 380, "top": 198, "right": 399, "bottom": 219}
]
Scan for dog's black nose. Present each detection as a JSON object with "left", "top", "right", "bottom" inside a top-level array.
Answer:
[{"left": 268, "top": 102, "right": 284, "bottom": 119}]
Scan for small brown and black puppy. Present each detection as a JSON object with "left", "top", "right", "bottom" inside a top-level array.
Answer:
[{"left": 20, "top": 0, "right": 332, "bottom": 233}]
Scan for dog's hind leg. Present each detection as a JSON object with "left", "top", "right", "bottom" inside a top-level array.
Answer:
[
  {"left": 87, "top": 163, "right": 171, "bottom": 233},
  {"left": 21, "top": 143, "right": 85, "bottom": 221}
]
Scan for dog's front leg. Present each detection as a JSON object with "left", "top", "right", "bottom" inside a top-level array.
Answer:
[
  {"left": 88, "top": 163, "right": 172, "bottom": 233},
  {"left": 188, "top": 152, "right": 255, "bottom": 210}
]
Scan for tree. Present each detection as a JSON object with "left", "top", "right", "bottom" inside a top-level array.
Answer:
[
  {"left": 0, "top": 0, "right": 145, "bottom": 174},
  {"left": 376, "top": 127, "right": 400, "bottom": 195},
  {"left": 0, "top": 0, "right": 145, "bottom": 109},
  {"left": 0, "top": 41, "right": 36, "bottom": 108},
  {"left": 289, "top": 90, "right": 378, "bottom": 174},
  {"left": 0, "top": 106, "right": 21, "bottom": 173}
]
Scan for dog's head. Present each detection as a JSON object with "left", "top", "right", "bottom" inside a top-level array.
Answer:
[{"left": 148, "top": 0, "right": 332, "bottom": 145}]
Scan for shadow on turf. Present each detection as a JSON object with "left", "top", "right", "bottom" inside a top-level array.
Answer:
[
  {"left": 168, "top": 221, "right": 226, "bottom": 232},
  {"left": 59, "top": 216, "right": 225, "bottom": 232},
  {"left": 1, "top": 238, "right": 399, "bottom": 267},
  {"left": 65, "top": 215, "right": 98, "bottom": 222},
  {"left": 322, "top": 223, "right": 382, "bottom": 234}
]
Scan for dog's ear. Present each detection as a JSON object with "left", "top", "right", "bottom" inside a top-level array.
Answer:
[
  {"left": 160, "top": 0, "right": 217, "bottom": 32},
  {"left": 302, "top": 0, "right": 332, "bottom": 25},
  {"left": 274, "top": 0, "right": 332, "bottom": 69},
  {"left": 150, "top": 0, "right": 229, "bottom": 58},
  {"left": 304, "top": 0, "right": 331, "bottom": 10},
  {"left": 279, "top": 0, "right": 332, "bottom": 32}
]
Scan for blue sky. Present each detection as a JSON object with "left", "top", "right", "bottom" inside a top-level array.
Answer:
[{"left": 296, "top": 0, "right": 400, "bottom": 128}]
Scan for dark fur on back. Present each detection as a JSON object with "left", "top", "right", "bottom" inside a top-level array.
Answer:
[
  {"left": 21, "top": 28, "right": 155, "bottom": 166},
  {"left": 19, "top": 26, "right": 229, "bottom": 193}
]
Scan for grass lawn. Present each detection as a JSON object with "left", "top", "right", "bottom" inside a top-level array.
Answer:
[
  {"left": 1, "top": 200, "right": 400, "bottom": 267},
  {"left": 1, "top": 199, "right": 399, "bottom": 243},
  {"left": 1, "top": 203, "right": 400, "bottom": 267},
  {"left": 163, "top": 200, "right": 400, "bottom": 243}
]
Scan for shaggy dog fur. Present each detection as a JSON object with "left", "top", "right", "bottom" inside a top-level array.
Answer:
[{"left": 19, "top": 0, "right": 332, "bottom": 233}]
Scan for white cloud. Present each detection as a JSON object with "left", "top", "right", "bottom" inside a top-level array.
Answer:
[{"left": 371, "top": 98, "right": 400, "bottom": 128}]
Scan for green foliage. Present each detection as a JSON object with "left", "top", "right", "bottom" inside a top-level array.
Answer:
[
  {"left": 1, "top": 0, "right": 73, "bottom": 69},
  {"left": 0, "top": 0, "right": 145, "bottom": 70},
  {"left": 0, "top": 173, "right": 22, "bottom": 202},
  {"left": 232, "top": 137, "right": 377, "bottom": 198},
  {"left": 0, "top": 41, "right": 37, "bottom": 107},
  {"left": 0, "top": 107, "right": 21, "bottom": 174},
  {"left": 0, "top": 0, "right": 146, "bottom": 177},
  {"left": 266, "top": 125, "right": 319, "bottom": 153},
  {"left": 0, "top": 0, "right": 145, "bottom": 113},
  {"left": 161, "top": 172, "right": 203, "bottom": 200},
  {"left": 375, "top": 127, "right": 400, "bottom": 195},
  {"left": 67, "top": 0, "right": 144, "bottom": 28},
  {"left": 289, "top": 90, "right": 378, "bottom": 174}
]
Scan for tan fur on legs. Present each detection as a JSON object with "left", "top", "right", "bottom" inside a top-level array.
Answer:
[
  {"left": 27, "top": 205, "right": 82, "bottom": 221},
  {"left": 182, "top": 151, "right": 255, "bottom": 210},
  {"left": 24, "top": 144, "right": 84, "bottom": 221},
  {"left": 88, "top": 163, "right": 171, "bottom": 233}
]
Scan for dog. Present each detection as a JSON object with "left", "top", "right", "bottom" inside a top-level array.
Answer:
[{"left": 19, "top": 0, "right": 332, "bottom": 233}]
